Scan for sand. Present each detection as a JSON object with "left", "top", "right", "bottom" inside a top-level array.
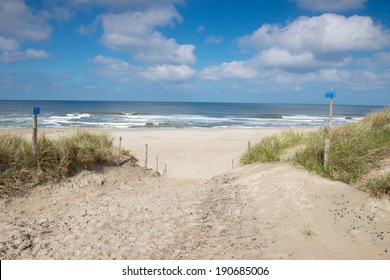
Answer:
[{"left": 0, "top": 127, "right": 389, "bottom": 259}]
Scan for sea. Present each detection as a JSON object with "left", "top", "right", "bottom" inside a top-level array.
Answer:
[{"left": 0, "top": 100, "right": 385, "bottom": 129}]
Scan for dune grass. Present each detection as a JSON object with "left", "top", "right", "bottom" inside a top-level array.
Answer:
[
  {"left": 241, "top": 130, "right": 306, "bottom": 164},
  {"left": 241, "top": 108, "right": 390, "bottom": 197},
  {"left": 360, "top": 174, "right": 390, "bottom": 197},
  {"left": 0, "top": 129, "right": 117, "bottom": 197}
]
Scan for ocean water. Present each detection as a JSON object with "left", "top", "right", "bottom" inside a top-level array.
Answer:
[{"left": 0, "top": 100, "right": 384, "bottom": 129}]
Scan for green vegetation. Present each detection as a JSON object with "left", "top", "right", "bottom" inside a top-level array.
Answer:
[
  {"left": 303, "top": 227, "right": 317, "bottom": 238},
  {"left": 360, "top": 174, "right": 390, "bottom": 197},
  {"left": 0, "top": 130, "right": 117, "bottom": 197},
  {"left": 241, "top": 108, "right": 390, "bottom": 197},
  {"left": 241, "top": 130, "right": 305, "bottom": 164}
]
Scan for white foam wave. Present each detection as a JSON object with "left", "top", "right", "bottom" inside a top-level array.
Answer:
[{"left": 65, "top": 113, "right": 92, "bottom": 118}]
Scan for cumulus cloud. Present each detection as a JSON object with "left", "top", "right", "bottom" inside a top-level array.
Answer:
[
  {"left": 92, "top": 55, "right": 195, "bottom": 81},
  {"left": 200, "top": 61, "right": 257, "bottom": 81},
  {"left": 0, "top": 36, "right": 19, "bottom": 51},
  {"left": 140, "top": 64, "right": 196, "bottom": 80},
  {"left": 0, "top": 0, "right": 52, "bottom": 63},
  {"left": 0, "top": 49, "right": 50, "bottom": 62},
  {"left": 292, "top": 0, "right": 367, "bottom": 12},
  {"left": 319, "top": 69, "right": 390, "bottom": 90},
  {"left": 100, "top": 8, "right": 196, "bottom": 64},
  {"left": 201, "top": 12, "right": 390, "bottom": 93},
  {"left": 91, "top": 55, "right": 133, "bottom": 76},
  {"left": 254, "top": 47, "right": 351, "bottom": 72},
  {"left": 0, "top": 0, "right": 51, "bottom": 42},
  {"left": 72, "top": 0, "right": 184, "bottom": 11},
  {"left": 355, "top": 51, "right": 390, "bottom": 68},
  {"left": 238, "top": 13, "right": 390, "bottom": 72},
  {"left": 76, "top": 19, "right": 100, "bottom": 36},
  {"left": 240, "top": 14, "right": 390, "bottom": 53}
]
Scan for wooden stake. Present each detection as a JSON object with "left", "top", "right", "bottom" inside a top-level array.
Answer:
[
  {"left": 32, "top": 114, "right": 38, "bottom": 161},
  {"left": 232, "top": 159, "right": 235, "bottom": 169},
  {"left": 117, "top": 136, "right": 122, "bottom": 162},
  {"left": 248, "top": 141, "right": 251, "bottom": 151},
  {"left": 156, "top": 156, "right": 159, "bottom": 173},
  {"left": 145, "top": 144, "right": 148, "bottom": 169},
  {"left": 324, "top": 139, "right": 330, "bottom": 168},
  {"left": 163, "top": 163, "right": 167, "bottom": 176},
  {"left": 329, "top": 97, "right": 333, "bottom": 128}
]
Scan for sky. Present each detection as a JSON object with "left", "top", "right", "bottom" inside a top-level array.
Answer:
[{"left": 0, "top": 0, "right": 390, "bottom": 105}]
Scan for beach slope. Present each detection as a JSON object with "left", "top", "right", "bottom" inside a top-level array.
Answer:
[{"left": 0, "top": 128, "right": 389, "bottom": 259}]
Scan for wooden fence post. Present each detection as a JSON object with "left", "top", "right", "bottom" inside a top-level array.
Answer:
[
  {"left": 329, "top": 98, "right": 333, "bottom": 128},
  {"left": 163, "top": 163, "right": 167, "bottom": 176},
  {"left": 324, "top": 139, "right": 330, "bottom": 168},
  {"left": 32, "top": 114, "right": 37, "bottom": 160},
  {"left": 32, "top": 107, "right": 40, "bottom": 161},
  {"left": 117, "top": 136, "right": 122, "bottom": 163},
  {"left": 145, "top": 144, "right": 148, "bottom": 169}
]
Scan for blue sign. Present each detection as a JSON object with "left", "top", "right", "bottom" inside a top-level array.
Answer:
[
  {"left": 32, "top": 107, "right": 41, "bottom": 115},
  {"left": 325, "top": 90, "right": 336, "bottom": 98}
]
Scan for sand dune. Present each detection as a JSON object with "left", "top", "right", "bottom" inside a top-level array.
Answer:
[{"left": 0, "top": 128, "right": 389, "bottom": 259}]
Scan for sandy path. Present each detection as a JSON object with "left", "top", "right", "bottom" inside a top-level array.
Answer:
[
  {"left": 1, "top": 128, "right": 389, "bottom": 259},
  {"left": 174, "top": 164, "right": 390, "bottom": 259},
  {"left": 107, "top": 127, "right": 313, "bottom": 179},
  {"left": 0, "top": 164, "right": 203, "bottom": 259}
]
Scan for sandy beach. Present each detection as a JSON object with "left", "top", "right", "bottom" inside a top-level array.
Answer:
[{"left": 0, "top": 127, "right": 389, "bottom": 259}]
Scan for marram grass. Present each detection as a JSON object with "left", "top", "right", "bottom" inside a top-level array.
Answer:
[
  {"left": 241, "top": 108, "right": 390, "bottom": 197},
  {"left": 0, "top": 130, "right": 117, "bottom": 197},
  {"left": 241, "top": 130, "right": 306, "bottom": 164}
]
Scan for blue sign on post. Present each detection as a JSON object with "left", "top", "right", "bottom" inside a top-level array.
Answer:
[
  {"left": 32, "top": 107, "right": 40, "bottom": 115},
  {"left": 325, "top": 90, "right": 336, "bottom": 98}
]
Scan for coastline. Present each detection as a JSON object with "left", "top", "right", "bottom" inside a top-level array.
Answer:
[
  {"left": 4, "top": 126, "right": 317, "bottom": 179},
  {"left": 0, "top": 100, "right": 379, "bottom": 129}
]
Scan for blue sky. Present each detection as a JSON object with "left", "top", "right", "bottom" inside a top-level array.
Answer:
[{"left": 0, "top": 0, "right": 390, "bottom": 105}]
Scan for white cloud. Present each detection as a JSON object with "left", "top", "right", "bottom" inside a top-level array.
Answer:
[
  {"left": 0, "top": 49, "right": 50, "bottom": 62},
  {"left": 319, "top": 69, "right": 390, "bottom": 90},
  {"left": 100, "top": 8, "right": 196, "bottom": 64},
  {"left": 240, "top": 14, "right": 390, "bottom": 54},
  {"left": 200, "top": 61, "right": 258, "bottom": 81},
  {"left": 197, "top": 25, "right": 205, "bottom": 33},
  {"left": 238, "top": 14, "right": 390, "bottom": 72},
  {"left": 371, "top": 52, "right": 390, "bottom": 66},
  {"left": 201, "top": 13, "right": 390, "bottom": 93},
  {"left": 140, "top": 64, "right": 196, "bottom": 80},
  {"left": 91, "top": 55, "right": 133, "bottom": 76},
  {"left": 293, "top": 0, "right": 367, "bottom": 12},
  {"left": 255, "top": 47, "right": 351, "bottom": 71},
  {"left": 92, "top": 55, "right": 195, "bottom": 81},
  {"left": 76, "top": 17, "right": 101, "bottom": 36},
  {"left": 205, "top": 35, "right": 224, "bottom": 45},
  {"left": 355, "top": 51, "right": 390, "bottom": 68},
  {"left": 0, "top": 36, "right": 19, "bottom": 51},
  {"left": 0, "top": 0, "right": 51, "bottom": 42},
  {"left": 41, "top": 6, "right": 73, "bottom": 22},
  {"left": 0, "top": 0, "right": 52, "bottom": 63},
  {"left": 72, "top": 0, "right": 184, "bottom": 11}
]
